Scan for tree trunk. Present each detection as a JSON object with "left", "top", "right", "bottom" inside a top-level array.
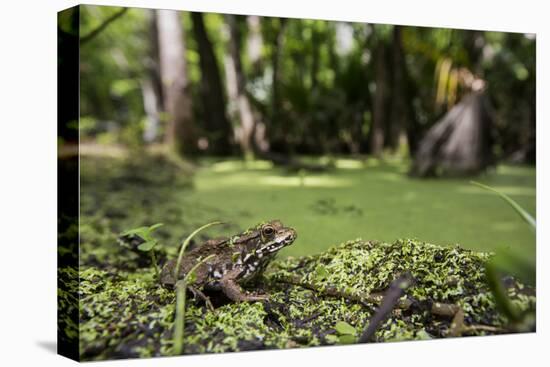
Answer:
[
  {"left": 270, "top": 18, "right": 287, "bottom": 152},
  {"left": 155, "top": 9, "right": 196, "bottom": 155},
  {"left": 390, "top": 26, "right": 418, "bottom": 155},
  {"left": 370, "top": 39, "right": 390, "bottom": 156},
  {"left": 141, "top": 10, "right": 163, "bottom": 143},
  {"left": 410, "top": 91, "right": 494, "bottom": 177},
  {"left": 225, "top": 15, "right": 257, "bottom": 158},
  {"left": 141, "top": 78, "right": 161, "bottom": 143},
  {"left": 191, "top": 12, "right": 232, "bottom": 155},
  {"left": 247, "top": 16, "right": 263, "bottom": 71}
]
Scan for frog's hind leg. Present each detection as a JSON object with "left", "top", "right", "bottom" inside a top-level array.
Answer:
[
  {"left": 188, "top": 286, "right": 214, "bottom": 311},
  {"left": 219, "top": 269, "right": 268, "bottom": 302}
]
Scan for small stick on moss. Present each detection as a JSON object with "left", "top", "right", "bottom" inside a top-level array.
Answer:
[
  {"left": 274, "top": 274, "right": 413, "bottom": 309},
  {"left": 359, "top": 272, "right": 414, "bottom": 343},
  {"left": 274, "top": 274, "right": 505, "bottom": 336},
  {"left": 431, "top": 302, "right": 460, "bottom": 317},
  {"left": 274, "top": 274, "right": 462, "bottom": 317},
  {"left": 447, "top": 307, "right": 466, "bottom": 337}
]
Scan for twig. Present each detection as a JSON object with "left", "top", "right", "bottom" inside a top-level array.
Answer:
[
  {"left": 80, "top": 8, "right": 129, "bottom": 45},
  {"left": 447, "top": 307, "right": 465, "bottom": 337},
  {"left": 274, "top": 274, "right": 413, "bottom": 309},
  {"left": 359, "top": 272, "right": 414, "bottom": 343},
  {"left": 273, "top": 274, "right": 506, "bottom": 336},
  {"left": 275, "top": 274, "right": 463, "bottom": 317}
]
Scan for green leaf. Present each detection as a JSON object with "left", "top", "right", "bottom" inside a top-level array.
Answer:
[
  {"left": 335, "top": 321, "right": 356, "bottom": 335},
  {"left": 338, "top": 334, "right": 357, "bottom": 344},
  {"left": 415, "top": 329, "right": 432, "bottom": 340},
  {"left": 121, "top": 226, "right": 149, "bottom": 237},
  {"left": 137, "top": 240, "right": 156, "bottom": 252},
  {"left": 148, "top": 223, "right": 164, "bottom": 232},
  {"left": 490, "top": 247, "right": 535, "bottom": 286}
]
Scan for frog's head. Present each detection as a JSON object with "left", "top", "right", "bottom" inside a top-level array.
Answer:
[{"left": 254, "top": 220, "right": 297, "bottom": 257}]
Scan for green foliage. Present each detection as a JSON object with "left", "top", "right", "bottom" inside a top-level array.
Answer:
[
  {"left": 77, "top": 5, "right": 534, "bottom": 160},
  {"left": 121, "top": 223, "right": 164, "bottom": 252},
  {"left": 79, "top": 6, "right": 150, "bottom": 146}
]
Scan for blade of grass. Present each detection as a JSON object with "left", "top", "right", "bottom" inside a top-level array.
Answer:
[
  {"left": 470, "top": 181, "right": 535, "bottom": 230},
  {"left": 173, "top": 221, "right": 224, "bottom": 280},
  {"left": 172, "top": 253, "right": 215, "bottom": 355},
  {"left": 172, "top": 280, "right": 187, "bottom": 355}
]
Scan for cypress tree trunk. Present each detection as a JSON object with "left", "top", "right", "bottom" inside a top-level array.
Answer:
[
  {"left": 224, "top": 15, "right": 257, "bottom": 158},
  {"left": 156, "top": 10, "right": 196, "bottom": 155},
  {"left": 410, "top": 91, "right": 494, "bottom": 177},
  {"left": 370, "top": 39, "right": 390, "bottom": 156},
  {"left": 191, "top": 12, "right": 232, "bottom": 155},
  {"left": 390, "top": 26, "right": 418, "bottom": 155}
]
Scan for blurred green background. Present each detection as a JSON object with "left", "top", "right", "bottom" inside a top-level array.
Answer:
[{"left": 59, "top": 5, "right": 535, "bottom": 282}]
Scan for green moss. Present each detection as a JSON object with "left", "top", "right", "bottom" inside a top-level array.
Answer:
[{"left": 78, "top": 238, "right": 535, "bottom": 361}]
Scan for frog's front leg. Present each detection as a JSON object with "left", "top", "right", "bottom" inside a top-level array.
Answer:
[{"left": 219, "top": 268, "right": 268, "bottom": 302}]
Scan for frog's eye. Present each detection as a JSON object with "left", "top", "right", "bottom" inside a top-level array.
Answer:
[{"left": 262, "top": 225, "right": 275, "bottom": 238}]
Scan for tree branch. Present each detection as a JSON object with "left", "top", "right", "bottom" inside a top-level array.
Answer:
[{"left": 80, "top": 7, "right": 129, "bottom": 45}]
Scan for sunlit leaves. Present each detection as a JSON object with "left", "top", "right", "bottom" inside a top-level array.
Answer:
[{"left": 121, "top": 223, "right": 164, "bottom": 252}]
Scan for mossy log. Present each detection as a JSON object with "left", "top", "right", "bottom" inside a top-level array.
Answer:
[{"left": 64, "top": 238, "right": 535, "bottom": 361}]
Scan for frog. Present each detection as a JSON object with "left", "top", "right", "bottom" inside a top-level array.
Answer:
[{"left": 160, "top": 220, "right": 297, "bottom": 306}]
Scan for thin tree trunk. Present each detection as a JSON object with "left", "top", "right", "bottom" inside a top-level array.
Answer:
[
  {"left": 370, "top": 39, "right": 390, "bottom": 156},
  {"left": 191, "top": 12, "right": 232, "bottom": 155},
  {"left": 141, "top": 78, "right": 160, "bottom": 143},
  {"left": 390, "top": 26, "right": 417, "bottom": 154},
  {"left": 156, "top": 9, "right": 196, "bottom": 155},
  {"left": 247, "top": 16, "right": 263, "bottom": 70},
  {"left": 270, "top": 18, "right": 287, "bottom": 153},
  {"left": 225, "top": 15, "right": 256, "bottom": 158},
  {"left": 246, "top": 16, "right": 270, "bottom": 153},
  {"left": 142, "top": 10, "right": 163, "bottom": 143}
]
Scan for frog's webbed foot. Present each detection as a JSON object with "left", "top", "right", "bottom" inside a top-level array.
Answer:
[
  {"left": 188, "top": 285, "right": 214, "bottom": 311},
  {"left": 220, "top": 275, "right": 269, "bottom": 302}
]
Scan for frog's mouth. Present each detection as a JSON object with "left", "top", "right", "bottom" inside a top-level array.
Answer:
[{"left": 257, "top": 230, "right": 297, "bottom": 255}]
